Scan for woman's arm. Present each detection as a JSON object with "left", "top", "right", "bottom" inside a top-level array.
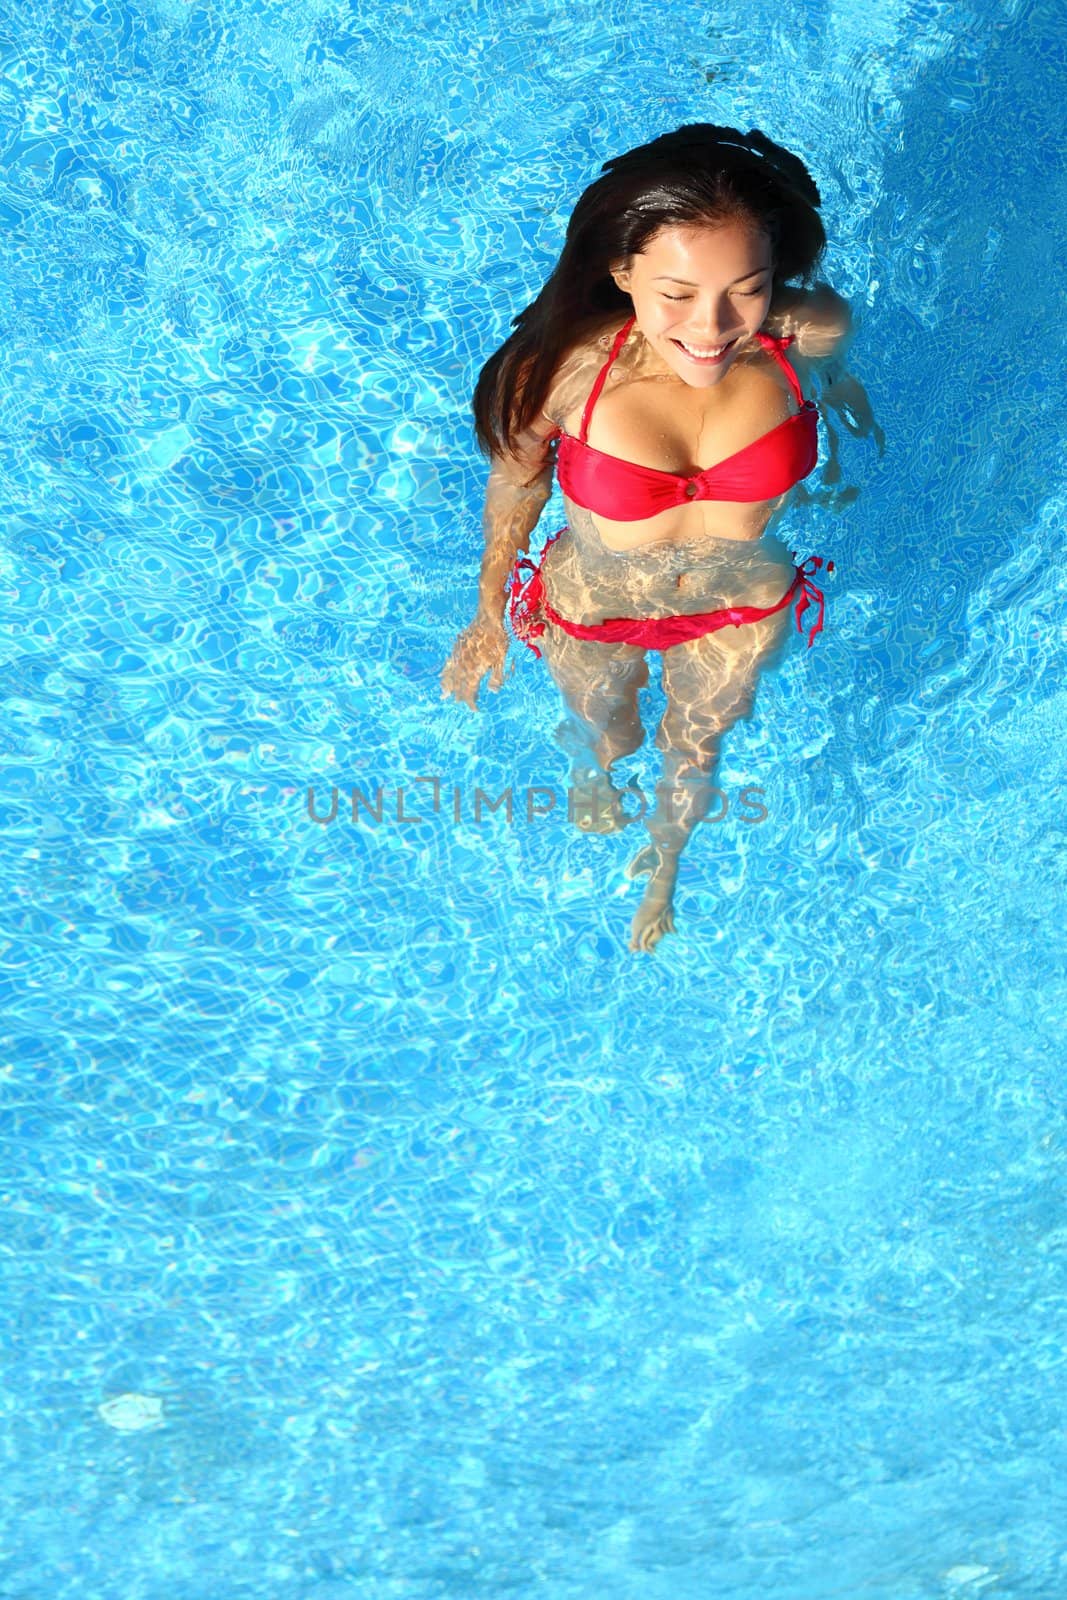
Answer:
[
  {"left": 768, "top": 283, "right": 886, "bottom": 469},
  {"left": 473, "top": 422, "right": 557, "bottom": 625},
  {"left": 440, "top": 414, "right": 557, "bottom": 710},
  {"left": 765, "top": 281, "right": 854, "bottom": 359}
]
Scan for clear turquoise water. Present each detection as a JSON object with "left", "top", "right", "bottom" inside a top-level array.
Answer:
[{"left": 2, "top": 0, "right": 1066, "bottom": 1595}]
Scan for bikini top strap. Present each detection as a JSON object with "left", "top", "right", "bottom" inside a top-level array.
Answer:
[
  {"left": 754, "top": 330, "right": 806, "bottom": 408},
  {"left": 578, "top": 315, "right": 636, "bottom": 443}
]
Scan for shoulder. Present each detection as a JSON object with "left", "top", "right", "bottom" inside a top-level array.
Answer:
[
  {"left": 763, "top": 282, "right": 853, "bottom": 361},
  {"left": 540, "top": 313, "right": 631, "bottom": 429},
  {"left": 494, "top": 313, "right": 628, "bottom": 477},
  {"left": 486, "top": 325, "right": 608, "bottom": 483}
]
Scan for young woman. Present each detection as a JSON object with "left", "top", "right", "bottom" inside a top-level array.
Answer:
[{"left": 441, "top": 124, "right": 871, "bottom": 953}]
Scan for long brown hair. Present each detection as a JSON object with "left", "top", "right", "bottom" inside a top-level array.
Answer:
[{"left": 473, "top": 124, "right": 827, "bottom": 458}]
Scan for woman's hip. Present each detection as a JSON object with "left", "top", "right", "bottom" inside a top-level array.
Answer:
[{"left": 510, "top": 528, "right": 834, "bottom": 654}]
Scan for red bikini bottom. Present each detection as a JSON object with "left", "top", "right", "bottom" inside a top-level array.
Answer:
[{"left": 508, "top": 529, "right": 834, "bottom": 658}]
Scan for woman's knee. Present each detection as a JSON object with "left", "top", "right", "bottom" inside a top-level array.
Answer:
[{"left": 654, "top": 710, "right": 723, "bottom": 767}]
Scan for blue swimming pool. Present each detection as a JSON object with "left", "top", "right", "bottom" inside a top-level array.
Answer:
[{"left": 2, "top": 0, "right": 1065, "bottom": 1594}]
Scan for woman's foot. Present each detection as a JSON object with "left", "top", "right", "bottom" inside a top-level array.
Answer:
[
  {"left": 626, "top": 844, "right": 680, "bottom": 953},
  {"left": 568, "top": 766, "right": 638, "bottom": 835}
]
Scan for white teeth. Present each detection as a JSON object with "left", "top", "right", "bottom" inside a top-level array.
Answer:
[{"left": 678, "top": 339, "right": 732, "bottom": 357}]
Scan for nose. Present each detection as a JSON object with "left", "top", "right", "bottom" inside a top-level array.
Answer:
[{"left": 686, "top": 296, "right": 740, "bottom": 340}]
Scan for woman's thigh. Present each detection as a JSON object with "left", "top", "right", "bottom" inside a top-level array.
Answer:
[
  {"left": 539, "top": 621, "right": 650, "bottom": 729},
  {"left": 657, "top": 605, "right": 793, "bottom": 756}
]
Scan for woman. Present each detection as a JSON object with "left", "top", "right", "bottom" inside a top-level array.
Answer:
[{"left": 441, "top": 124, "right": 870, "bottom": 954}]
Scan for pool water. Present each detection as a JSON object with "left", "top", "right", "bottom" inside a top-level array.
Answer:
[{"left": 1, "top": 0, "right": 1066, "bottom": 1595}]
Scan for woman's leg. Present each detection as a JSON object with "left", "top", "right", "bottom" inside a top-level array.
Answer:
[
  {"left": 628, "top": 604, "right": 792, "bottom": 951},
  {"left": 539, "top": 621, "right": 650, "bottom": 833}
]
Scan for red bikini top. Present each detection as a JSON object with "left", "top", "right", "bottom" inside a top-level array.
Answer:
[{"left": 552, "top": 315, "right": 819, "bottom": 517}]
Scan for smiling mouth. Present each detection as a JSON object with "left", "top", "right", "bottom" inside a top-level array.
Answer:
[{"left": 672, "top": 337, "right": 738, "bottom": 363}]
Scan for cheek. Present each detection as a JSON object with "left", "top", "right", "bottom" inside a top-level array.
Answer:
[
  {"left": 744, "top": 295, "right": 771, "bottom": 328},
  {"left": 644, "top": 302, "right": 677, "bottom": 334}
]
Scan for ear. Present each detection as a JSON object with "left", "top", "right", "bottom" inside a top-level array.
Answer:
[{"left": 609, "top": 260, "right": 633, "bottom": 294}]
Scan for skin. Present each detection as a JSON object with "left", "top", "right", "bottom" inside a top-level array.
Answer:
[{"left": 442, "top": 219, "right": 870, "bottom": 954}]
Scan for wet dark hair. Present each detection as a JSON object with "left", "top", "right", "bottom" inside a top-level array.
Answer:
[{"left": 473, "top": 123, "right": 827, "bottom": 458}]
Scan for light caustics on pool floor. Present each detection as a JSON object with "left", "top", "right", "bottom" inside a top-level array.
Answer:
[{"left": 1, "top": 0, "right": 1065, "bottom": 1596}]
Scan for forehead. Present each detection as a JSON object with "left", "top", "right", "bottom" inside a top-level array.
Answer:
[{"left": 638, "top": 221, "right": 771, "bottom": 273}]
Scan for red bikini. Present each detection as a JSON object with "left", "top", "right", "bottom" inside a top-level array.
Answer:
[
  {"left": 559, "top": 314, "right": 820, "bottom": 512},
  {"left": 508, "top": 314, "right": 834, "bottom": 656}
]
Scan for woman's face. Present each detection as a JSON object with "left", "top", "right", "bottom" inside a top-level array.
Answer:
[{"left": 610, "top": 219, "right": 774, "bottom": 388}]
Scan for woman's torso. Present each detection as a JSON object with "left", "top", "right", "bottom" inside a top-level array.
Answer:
[{"left": 540, "top": 313, "right": 814, "bottom": 618}]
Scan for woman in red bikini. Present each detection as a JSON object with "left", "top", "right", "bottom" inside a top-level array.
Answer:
[{"left": 441, "top": 124, "right": 878, "bottom": 953}]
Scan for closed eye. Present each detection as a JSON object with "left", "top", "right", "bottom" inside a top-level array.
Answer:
[{"left": 662, "top": 285, "right": 769, "bottom": 302}]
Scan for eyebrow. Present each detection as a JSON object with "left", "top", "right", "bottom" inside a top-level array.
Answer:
[{"left": 651, "top": 268, "right": 771, "bottom": 286}]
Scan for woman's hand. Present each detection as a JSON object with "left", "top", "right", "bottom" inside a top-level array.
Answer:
[
  {"left": 819, "top": 361, "right": 886, "bottom": 457},
  {"left": 440, "top": 614, "right": 511, "bottom": 711}
]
